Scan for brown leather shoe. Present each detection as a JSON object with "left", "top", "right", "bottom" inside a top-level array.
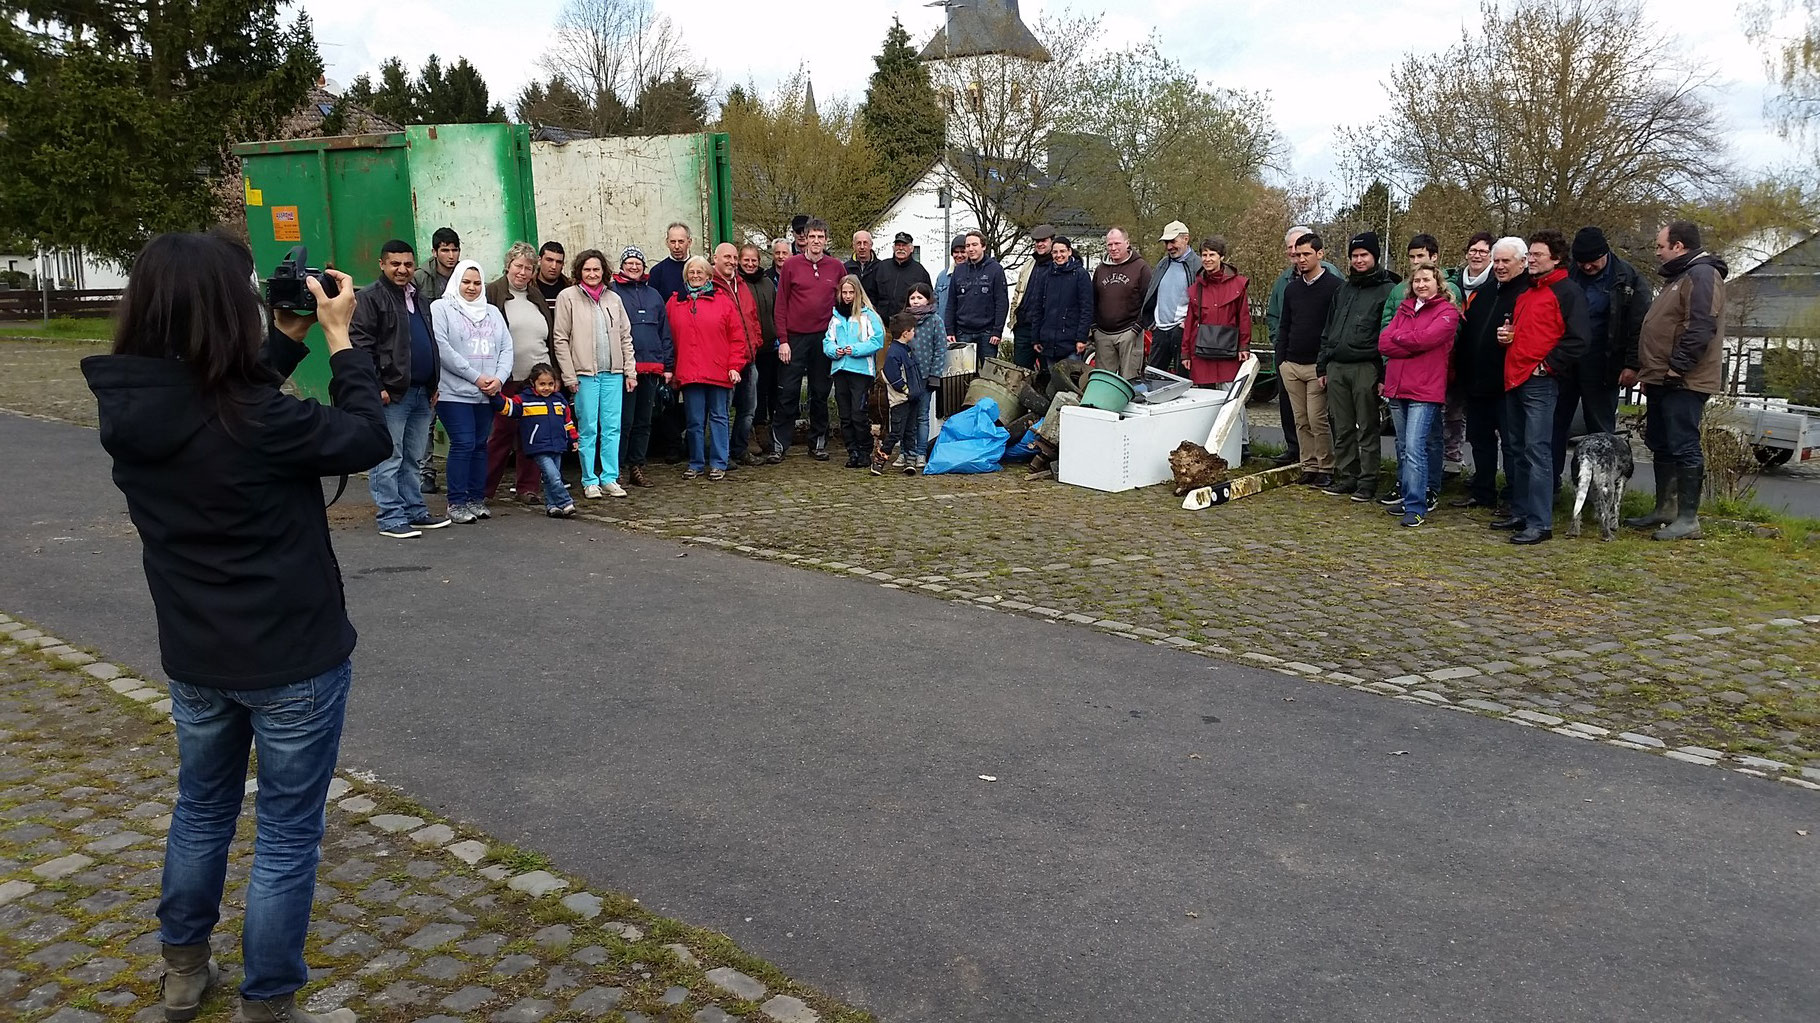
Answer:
[{"left": 629, "top": 465, "right": 655, "bottom": 489}]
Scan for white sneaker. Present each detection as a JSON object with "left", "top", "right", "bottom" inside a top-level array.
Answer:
[
  {"left": 583, "top": 484, "right": 604, "bottom": 500},
  {"left": 602, "top": 481, "right": 628, "bottom": 498},
  {"left": 448, "top": 504, "right": 477, "bottom": 524}
]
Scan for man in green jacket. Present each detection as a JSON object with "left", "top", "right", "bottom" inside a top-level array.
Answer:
[
  {"left": 1267, "top": 225, "right": 1344, "bottom": 467},
  {"left": 1317, "top": 231, "right": 1400, "bottom": 500}
]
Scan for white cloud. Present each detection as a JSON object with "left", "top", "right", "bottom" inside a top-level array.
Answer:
[{"left": 304, "top": 0, "right": 1806, "bottom": 188}]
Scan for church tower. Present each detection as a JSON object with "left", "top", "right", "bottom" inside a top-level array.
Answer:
[{"left": 917, "top": 0, "right": 1050, "bottom": 62}]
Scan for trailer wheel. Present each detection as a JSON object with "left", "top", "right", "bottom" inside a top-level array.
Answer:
[
  {"left": 1246, "top": 378, "right": 1279, "bottom": 405},
  {"left": 1753, "top": 445, "right": 1793, "bottom": 469}
]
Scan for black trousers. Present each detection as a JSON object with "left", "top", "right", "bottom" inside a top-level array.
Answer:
[
  {"left": 1464, "top": 392, "right": 1509, "bottom": 505},
  {"left": 754, "top": 345, "right": 780, "bottom": 425},
  {"left": 832, "top": 371, "right": 873, "bottom": 459},
  {"left": 1643, "top": 384, "right": 1708, "bottom": 473},
  {"left": 620, "top": 374, "right": 661, "bottom": 467},
  {"left": 771, "top": 333, "right": 833, "bottom": 454},
  {"left": 1147, "top": 325, "right": 1184, "bottom": 373},
  {"left": 1550, "top": 348, "right": 1622, "bottom": 485}
]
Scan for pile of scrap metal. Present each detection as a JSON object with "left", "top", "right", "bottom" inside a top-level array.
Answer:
[{"left": 999, "top": 360, "right": 1092, "bottom": 481}]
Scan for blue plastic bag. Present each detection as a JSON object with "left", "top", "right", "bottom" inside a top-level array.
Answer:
[{"left": 924, "top": 398, "right": 1010, "bottom": 474}]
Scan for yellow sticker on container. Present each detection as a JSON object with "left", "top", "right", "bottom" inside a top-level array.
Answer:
[
  {"left": 271, "top": 206, "right": 301, "bottom": 242},
  {"left": 244, "top": 178, "right": 263, "bottom": 207}
]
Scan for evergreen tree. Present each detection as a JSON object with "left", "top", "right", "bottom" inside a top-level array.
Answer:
[
  {"left": 0, "top": 0, "right": 321, "bottom": 263},
  {"left": 346, "top": 55, "right": 505, "bottom": 125},
  {"left": 634, "top": 69, "right": 709, "bottom": 134},
  {"left": 858, "top": 17, "right": 945, "bottom": 194}
]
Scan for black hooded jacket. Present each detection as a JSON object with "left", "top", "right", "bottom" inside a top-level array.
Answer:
[
  {"left": 1457, "top": 273, "right": 1527, "bottom": 399},
  {"left": 81, "top": 328, "right": 393, "bottom": 690}
]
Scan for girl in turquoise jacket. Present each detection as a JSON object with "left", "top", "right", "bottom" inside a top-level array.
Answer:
[{"left": 824, "top": 274, "right": 885, "bottom": 467}]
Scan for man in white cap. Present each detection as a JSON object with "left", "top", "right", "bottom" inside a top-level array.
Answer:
[{"left": 1142, "top": 220, "right": 1195, "bottom": 373}]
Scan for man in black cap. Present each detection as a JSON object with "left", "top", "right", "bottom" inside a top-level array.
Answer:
[
  {"left": 1558, "top": 225, "right": 1650, "bottom": 485},
  {"left": 873, "top": 230, "right": 932, "bottom": 322},
  {"left": 1009, "top": 224, "right": 1056, "bottom": 369},
  {"left": 790, "top": 214, "right": 810, "bottom": 254},
  {"left": 1316, "top": 230, "right": 1400, "bottom": 501}
]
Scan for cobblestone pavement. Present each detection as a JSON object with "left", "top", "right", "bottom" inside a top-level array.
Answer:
[
  {"left": 532, "top": 453, "right": 1820, "bottom": 779},
  {"left": 4, "top": 337, "right": 1818, "bottom": 776},
  {"left": 0, "top": 614, "right": 869, "bottom": 1023}
]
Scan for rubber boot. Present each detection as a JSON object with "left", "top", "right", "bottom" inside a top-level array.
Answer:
[
  {"left": 1623, "top": 461, "right": 1677, "bottom": 528},
  {"left": 1653, "top": 465, "right": 1704, "bottom": 541},
  {"left": 234, "top": 994, "right": 357, "bottom": 1023},
  {"left": 160, "top": 942, "right": 218, "bottom": 1022}
]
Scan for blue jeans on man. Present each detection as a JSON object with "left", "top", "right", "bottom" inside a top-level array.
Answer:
[
  {"left": 1503, "top": 374, "right": 1560, "bottom": 531},
  {"left": 159, "top": 660, "right": 352, "bottom": 1002},
  {"left": 1391, "top": 398, "right": 1442, "bottom": 515},
  {"left": 371, "top": 385, "right": 433, "bottom": 531},
  {"left": 957, "top": 331, "right": 996, "bottom": 367}
]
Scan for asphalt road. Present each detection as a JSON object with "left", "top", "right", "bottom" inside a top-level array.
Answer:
[
  {"left": 1247, "top": 420, "right": 1820, "bottom": 518},
  {"left": 3, "top": 412, "right": 1817, "bottom": 1022}
]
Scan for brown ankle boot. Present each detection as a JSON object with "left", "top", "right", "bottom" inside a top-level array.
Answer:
[
  {"left": 629, "top": 465, "right": 655, "bottom": 489},
  {"left": 161, "top": 942, "right": 218, "bottom": 1021}
]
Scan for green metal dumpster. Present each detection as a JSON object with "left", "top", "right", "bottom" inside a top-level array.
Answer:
[{"left": 234, "top": 123, "right": 539, "bottom": 400}]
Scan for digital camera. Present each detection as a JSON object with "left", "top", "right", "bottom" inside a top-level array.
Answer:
[{"left": 264, "top": 245, "right": 338, "bottom": 312}]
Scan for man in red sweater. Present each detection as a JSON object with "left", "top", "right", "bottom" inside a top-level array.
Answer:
[
  {"left": 1493, "top": 228, "right": 1590, "bottom": 545},
  {"left": 770, "top": 217, "right": 843, "bottom": 462}
]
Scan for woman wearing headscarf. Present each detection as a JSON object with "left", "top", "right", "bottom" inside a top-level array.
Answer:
[
  {"left": 667, "top": 255, "right": 748, "bottom": 480},
  {"left": 1181, "top": 236, "right": 1251, "bottom": 387},
  {"left": 552, "top": 249, "right": 637, "bottom": 498},
  {"left": 432, "top": 259, "right": 513, "bottom": 524}
]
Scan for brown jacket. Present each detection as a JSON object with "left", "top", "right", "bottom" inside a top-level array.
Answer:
[
  {"left": 551, "top": 285, "right": 636, "bottom": 390},
  {"left": 1637, "top": 250, "right": 1726, "bottom": 394}
]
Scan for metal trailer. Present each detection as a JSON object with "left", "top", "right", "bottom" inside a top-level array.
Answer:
[{"left": 1722, "top": 397, "right": 1820, "bottom": 468}]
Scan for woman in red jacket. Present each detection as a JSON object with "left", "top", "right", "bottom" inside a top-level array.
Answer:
[
  {"left": 667, "top": 255, "right": 748, "bottom": 480},
  {"left": 1378, "top": 263, "right": 1462, "bottom": 526},
  {"left": 1181, "top": 236, "right": 1251, "bottom": 386}
]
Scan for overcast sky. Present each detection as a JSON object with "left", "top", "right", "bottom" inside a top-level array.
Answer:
[{"left": 309, "top": 0, "right": 1807, "bottom": 198}]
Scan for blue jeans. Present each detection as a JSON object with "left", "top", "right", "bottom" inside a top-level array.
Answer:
[
  {"left": 160, "top": 660, "right": 353, "bottom": 1002},
  {"left": 957, "top": 330, "right": 996, "bottom": 367},
  {"left": 1390, "top": 398, "right": 1442, "bottom": 514},
  {"left": 683, "top": 383, "right": 731, "bottom": 471},
  {"left": 532, "top": 453, "right": 573, "bottom": 510},
  {"left": 1503, "top": 374, "right": 1560, "bottom": 530},
  {"left": 1643, "top": 384, "right": 1708, "bottom": 472},
  {"left": 575, "top": 373, "right": 626, "bottom": 487},
  {"left": 730, "top": 365, "right": 759, "bottom": 460},
  {"left": 435, "top": 400, "right": 493, "bottom": 505},
  {"left": 371, "top": 385, "right": 432, "bottom": 531},
  {"left": 916, "top": 386, "right": 936, "bottom": 459}
]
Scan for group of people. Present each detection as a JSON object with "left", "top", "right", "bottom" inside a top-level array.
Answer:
[
  {"left": 350, "top": 216, "right": 986, "bottom": 537},
  {"left": 1262, "top": 220, "right": 1725, "bottom": 542}
]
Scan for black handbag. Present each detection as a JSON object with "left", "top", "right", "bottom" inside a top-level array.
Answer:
[{"left": 1193, "top": 323, "right": 1240, "bottom": 360}]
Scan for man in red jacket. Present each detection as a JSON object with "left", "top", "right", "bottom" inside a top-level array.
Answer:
[
  {"left": 771, "top": 217, "right": 843, "bottom": 461},
  {"left": 1493, "top": 228, "right": 1590, "bottom": 545},
  {"left": 713, "top": 242, "right": 766, "bottom": 467}
]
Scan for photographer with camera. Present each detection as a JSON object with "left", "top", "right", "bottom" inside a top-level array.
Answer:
[{"left": 81, "top": 232, "right": 394, "bottom": 1023}]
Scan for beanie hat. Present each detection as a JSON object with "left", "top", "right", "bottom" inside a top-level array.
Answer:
[
  {"left": 1571, "top": 226, "right": 1609, "bottom": 263},
  {"left": 620, "top": 246, "right": 646, "bottom": 266},
  {"left": 951, "top": 234, "right": 969, "bottom": 252},
  {"left": 1348, "top": 231, "right": 1381, "bottom": 262}
]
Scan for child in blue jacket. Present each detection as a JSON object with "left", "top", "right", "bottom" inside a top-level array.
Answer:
[
  {"left": 492, "top": 363, "right": 579, "bottom": 517},
  {"left": 873, "top": 312, "right": 923, "bottom": 476}
]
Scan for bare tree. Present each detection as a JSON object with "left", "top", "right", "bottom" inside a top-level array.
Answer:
[
  {"left": 537, "top": 0, "right": 708, "bottom": 135},
  {"left": 1367, "top": 0, "right": 1725, "bottom": 235},
  {"left": 1744, "top": 0, "right": 1820, "bottom": 158},
  {"left": 922, "top": 12, "right": 1098, "bottom": 261}
]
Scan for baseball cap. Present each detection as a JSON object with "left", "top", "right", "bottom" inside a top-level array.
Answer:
[{"left": 1160, "top": 220, "right": 1189, "bottom": 240}]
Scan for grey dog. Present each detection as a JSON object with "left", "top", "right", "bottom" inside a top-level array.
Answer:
[{"left": 1569, "top": 432, "right": 1635, "bottom": 541}]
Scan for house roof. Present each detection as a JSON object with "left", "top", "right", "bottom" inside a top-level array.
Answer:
[
  {"left": 919, "top": 0, "right": 1050, "bottom": 62},
  {"left": 1730, "top": 231, "right": 1819, "bottom": 337},
  {"left": 281, "top": 86, "right": 401, "bottom": 138}
]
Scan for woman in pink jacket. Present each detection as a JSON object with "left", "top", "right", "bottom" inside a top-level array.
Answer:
[{"left": 1379, "top": 263, "right": 1461, "bottom": 526}]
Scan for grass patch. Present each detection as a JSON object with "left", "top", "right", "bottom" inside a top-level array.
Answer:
[
  {"left": 489, "top": 844, "right": 552, "bottom": 873},
  {"left": 0, "top": 316, "right": 113, "bottom": 341}
]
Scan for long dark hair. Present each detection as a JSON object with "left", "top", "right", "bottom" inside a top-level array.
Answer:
[{"left": 113, "top": 233, "right": 273, "bottom": 422}]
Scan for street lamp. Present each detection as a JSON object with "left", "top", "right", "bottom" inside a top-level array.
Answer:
[{"left": 926, "top": 0, "right": 967, "bottom": 272}]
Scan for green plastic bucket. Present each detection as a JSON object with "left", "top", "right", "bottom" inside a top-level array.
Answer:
[{"left": 1078, "top": 369, "right": 1136, "bottom": 412}]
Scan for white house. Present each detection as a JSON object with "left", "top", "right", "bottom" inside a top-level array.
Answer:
[
  {"left": 0, "top": 247, "right": 128, "bottom": 291},
  {"left": 868, "top": 156, "right": 1032, "bottom": 286}
]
